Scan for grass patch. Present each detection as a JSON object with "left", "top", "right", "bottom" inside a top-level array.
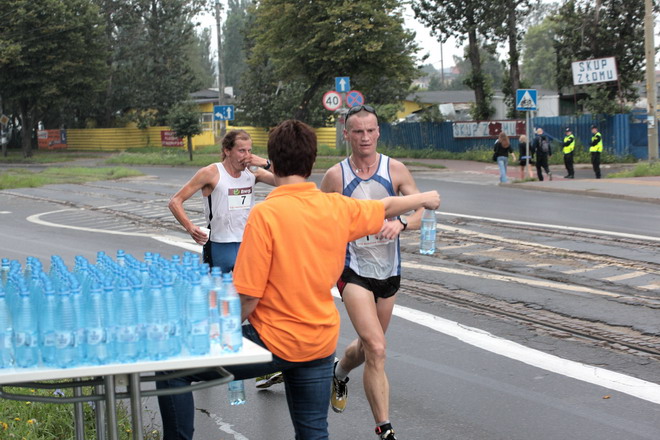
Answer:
[
  {"left": 0, "top": 167, "right": 143, "bottom": 189},
  {"left": 0, "top": 150, "right": 106, "bottom": 164},
  {"left": 105, "top": 150, "right": 219, "bottom": 167},
  {"left": 607, "top": 161, "right": 660, "bottom": 178}
]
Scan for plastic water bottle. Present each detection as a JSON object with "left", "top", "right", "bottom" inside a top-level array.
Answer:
[
  {"left": 55, "top": 285, "right": 78, "bottom": 368},
  {"left": 228, "top": 380, "right": 246, "bottom": 405},
  {"left": 39, "top": 280, "right": 58, "bottom": 367},
  {"left": 116, "top": 279, "right": 139, "bottom": 363},
  {"left": 68, "top": 277, "right": 86, "bottom": 363},
  {"left": 419, "top": 209, "right": 437, "bottom": 255},
  {"left": 13, "top": 286, "right": 39, "bottom": 368},
  {"left": 0, "top": 285, "right": 14, "bottom": 368},
  {"left": 145, "top": 278, "right": 169, "bottom": 360},
  {"left": 1, "top": 258, "right": 9, "bottom": 288},
  {"left": 208, "top": 267, "right": 223, "bottom": 346},
  {"left": 162, "top": 271, "right": 182, "bottom": 357},
  {"left": 86, "top": 282, "right": 110, "bottom": 364},
  {"left": 187, "top": 272, "right": 210, "bottom": 356},
  {"left": 220, "top": 273, "right": 242, "bottom": 353}
]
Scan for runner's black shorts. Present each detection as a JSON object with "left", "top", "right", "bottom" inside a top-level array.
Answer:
[{"left": 337, "top": 267, "right": 400, "bottom": 302}]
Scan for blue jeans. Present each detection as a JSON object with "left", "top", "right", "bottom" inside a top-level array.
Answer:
[
  {"left": 156, "top": 324, "right": 335, "bottom": 440},
  {"left": 497, "top": 156, "right": 509, "bottom": 183}
]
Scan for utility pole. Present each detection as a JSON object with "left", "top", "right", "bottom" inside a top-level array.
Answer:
[
  {"left": 645, "top": 0, "right": 658, "bottom": 160},
  {"left": 215, "top": 0, "right": 226, "bottom": 140}
]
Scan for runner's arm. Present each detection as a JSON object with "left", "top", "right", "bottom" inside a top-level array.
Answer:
[
  {"left": 391, "top": 160, "right": 428, "bottom": 231},
  {"left": 381, "top": 191, "right": 440, "bottom": 219},
  {"left": 320, "top": 164, "right": 343, "bottom": 194},
  {"left": 168, "top": 165, "right": 215, "bottom": 245}
]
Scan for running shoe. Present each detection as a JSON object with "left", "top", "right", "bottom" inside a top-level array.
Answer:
[
  {"left": 375, "top": 423, "right": 397, "bottom": 440},
  {"left": 255, "top": 371, "right": 284, "bottom": 389},
  {"left": 330, "top": 362, "right": 349, "bottom": 413}
]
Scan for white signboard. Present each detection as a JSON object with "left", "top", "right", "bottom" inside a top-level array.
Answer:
[
  {"left": 571, "top": 57, "right": 618, "bottom": 86},
  {"left": 452, "top": 120, "right": 524, "bottom": 138}
]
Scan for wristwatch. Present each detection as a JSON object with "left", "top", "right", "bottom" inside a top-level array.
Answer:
[
  {"left": 264, "top": 160, "right": 271, "bottom": 170},
  {"left": 398, "top": 216, "right": 408, "bottom": 231}
]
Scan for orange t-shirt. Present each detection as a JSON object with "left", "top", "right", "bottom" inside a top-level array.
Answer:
[{"left": 233, "top": 182, "right": 384, "bottom": 362}]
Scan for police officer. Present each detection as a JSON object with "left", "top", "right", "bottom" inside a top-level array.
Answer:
[
  {"left": 590, "top": 125, "right": 603, "bottom": 179},
  {"left": 563, "top": 127, "right": 575, "bottom": 178}
]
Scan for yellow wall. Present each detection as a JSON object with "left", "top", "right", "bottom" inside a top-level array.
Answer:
[
  {"left": 65, "top": 124, "right": 338, "bottom": 151},
  {"left": 396, "top": 100, "right": 432, "bottom": 119}
]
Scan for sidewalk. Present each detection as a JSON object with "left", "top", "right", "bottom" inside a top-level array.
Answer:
[{"left": 407, "top": 159, "right": 660, "bottom": 205}]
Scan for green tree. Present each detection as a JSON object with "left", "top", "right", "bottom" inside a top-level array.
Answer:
[
  {"left": 521, "top": 18, "right": 559, "bottom": 89},
  {"left": 246, "top": 0, "right": 419, "bottom": 124},
  {"left": 413, "top": 0, "right": 502, "bottom": 120},
  {"left": 552, "top": 0, "right": 648, "bottom": 114},
  {"left": 189, "top": 27, "right": 216, "bottom": 90},
  {"left": 168, "top": 101, "right": 203, "bottom": 161},
  {"left": 0, "top": 0, "right": 108, "bottom": 157},
  {"left": 222, "top": 0, "right": 251, "bottom": 95}
]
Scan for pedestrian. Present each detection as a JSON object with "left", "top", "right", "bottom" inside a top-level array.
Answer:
[
  {"left": 156, "top": 119, "right": 441, "bottom": 440},
  {"left": 168, "top": 129, "right": 283, "bottom": 389},
  {"left": 532, "top": 127, "right": 553, "bottom": 181},
  {"left": 320, "top": 105, "right": 442, "bottom": 440},
  {"left": 563, "top": 127, "right": 575, "bottom": 179},
  {"left": 590, "top": 125, "right": 603, "bottom": 179},
  {"left": 493, "top": 131, "right": 516, "bottom": 183},
  {"left": 518, "top": 134, "right": 533, "bottom": 179}
]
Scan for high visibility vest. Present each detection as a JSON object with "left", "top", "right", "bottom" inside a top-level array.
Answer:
[
  {"left": 590, "top": 132, "right": 603, "bottom": 153},
  {"left": 563, "top": 135, "right": 575, "bottom": 154}
]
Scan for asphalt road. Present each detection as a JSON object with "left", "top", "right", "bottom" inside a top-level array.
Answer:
[{"left": 0, "top": 165, "right": 658, "bottom": 440}]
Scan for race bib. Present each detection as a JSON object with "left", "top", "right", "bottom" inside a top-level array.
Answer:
[
  {"left": 355, "top": 234, "right": 391, "bottom": 247},
  {"left": 228, "top": 187, "right": 252, "bottom": 210}
]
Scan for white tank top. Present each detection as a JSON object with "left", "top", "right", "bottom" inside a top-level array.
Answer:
[
  {"left": 203, "top": 162, "right": 256, "bottom": 243},
  {"left": 340, "top": 155, "right": 401, "bottom": 279}
]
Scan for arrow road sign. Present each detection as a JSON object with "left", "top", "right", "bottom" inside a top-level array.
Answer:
[
  {"left": 213, "top": 105, "right": 235, "bottom": 121},
  {"left": 516, "top": 89, "right": 537, "bottom": 111},
  {"left": 335, "top": 77, "right": 350, "bottom": 93}
]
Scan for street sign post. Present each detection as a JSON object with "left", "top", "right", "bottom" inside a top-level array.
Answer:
[
  {"left": 516, "top": 89, "right": 538, "bottom": 179},
  {"left": 213, "top": 105, "right": 235, "bottom": 121},
  {"left": 346, "top": 90, "right": 365, "bottom": 108},
  {"left": 335, "top": 77, "right": 350, "bottom": 93},
  {"left": 322, "top": 91, "right": 342, "bottom": 111}
]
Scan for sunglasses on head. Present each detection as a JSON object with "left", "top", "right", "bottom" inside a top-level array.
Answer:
[{"left": 345, "top": 104, "right": 377, "bottom": 121}]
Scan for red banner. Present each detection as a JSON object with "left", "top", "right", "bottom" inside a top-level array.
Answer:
[
  {"left": 160, "top": 130, "right": 184, "bottom": 147},
  {"left": 37, "top": 130, "right": 67, "bottom": 150}
]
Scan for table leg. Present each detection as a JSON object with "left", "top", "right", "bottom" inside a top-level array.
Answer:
[
  {"left": 104, "top": 375, "right": 119, "bottom": 440},
  {"left": 73, "top": 380, "right": 86, "bottom": 440},
  {"left": 129, "top": 373, "right": 144, "bottom": 440},
  {"left": 94, "top": 382, "right": 106, "bottom": 440}
]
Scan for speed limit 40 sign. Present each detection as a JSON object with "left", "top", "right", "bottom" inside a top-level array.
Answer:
[{"left": 322, "top": 91, "right": 342, "bottom": 111}]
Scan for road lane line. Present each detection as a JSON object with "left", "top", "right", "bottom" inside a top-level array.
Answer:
[
  {"left": 402, "top": 261, "right": 622, "bottom": 299},
  {"left": 438, "top": 211, "right": 660, "bottom": 242},
  {"left": 603, "top": 271, "right": 648, "bottom": 282}
]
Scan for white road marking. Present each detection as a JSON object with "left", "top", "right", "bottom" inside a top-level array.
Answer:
[
  {"left": 564, "top": 264, "right": 609, "bottom": 274},
  {"left": 0, "top": 211, "right": 10, "bottom": 214},
  {"left": 438, "top": 211, "right": 660, "bottom": 242},
  {"left": 603, "top": 271, "right": 649, "bottom": 282},
  {"left": 402, "top": 261, "right": 622, "bottom": 299}
]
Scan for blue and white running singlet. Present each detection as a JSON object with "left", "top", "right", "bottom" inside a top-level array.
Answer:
[{"left": 340, "top": 154, "right": 401, "bottom": 279}]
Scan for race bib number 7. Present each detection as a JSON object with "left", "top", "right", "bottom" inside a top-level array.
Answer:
[
  {"left": 228, "top": 187, "right": 252, "bottom": 210},
  {"left": 355, "top": 234, "right": 391, "bottom": 247}
]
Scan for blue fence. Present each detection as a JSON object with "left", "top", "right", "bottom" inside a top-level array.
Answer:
[{"left": 379, "top": 114, "right": 653, "bottom": 159}]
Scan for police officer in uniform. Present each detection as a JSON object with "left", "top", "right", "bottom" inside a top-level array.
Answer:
[
  {"left": 562, "top": 127, "right": 575, "bottom": 178},
  {"left": 590, "top": 125, "right": 603, "bottom": 179}
]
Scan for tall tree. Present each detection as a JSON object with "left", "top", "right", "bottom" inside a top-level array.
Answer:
[
  {"left": 552, "top": 0, "right": 648, "bottom": 114},
  {"left": 413, "top": 0, "right": 503, "bottom": 120},
  {"left": 189, "top": 27, "right": 216, "bottom": 90},
  {"left": 246, "top": 0, "right": 419, "bottom": 124},
  {"left": 521, "top": 18, "right": 558, "bottom": 90},
  {"left": 222, "top": 0, "right": 251, "bottom": 95},
  {"left": 0, "top": 0, "right": 108, "bottom": 157}
]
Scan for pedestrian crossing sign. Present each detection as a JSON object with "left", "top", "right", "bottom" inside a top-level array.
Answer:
[{"left": 516, "top": 89, "right": 537, "bottom": 111}]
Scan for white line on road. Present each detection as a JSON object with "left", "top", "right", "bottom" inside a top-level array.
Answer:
[
  {"left": 0, "top": 211, "right": 10, "bottom": 214},
  {"left": 603, "top": 271, "right": 648, "bottom": 282},
  {"left": 438, "top": 211, "right": 660, "bottom": 242}
]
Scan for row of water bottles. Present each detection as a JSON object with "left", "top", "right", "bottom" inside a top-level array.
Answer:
[{"left": 0, "top": 250, "right": 243, "bottom": 370}]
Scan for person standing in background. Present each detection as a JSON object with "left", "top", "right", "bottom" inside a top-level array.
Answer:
[
  {"left": 518, "top": 134, "right": 533, "bottom": 180},
  {"left": 532, "top": 128, "right": 552, "bottom": 181},
  {"left": 562, "top": 128, "right": 575, "bottom": 179},
  {"left": 493, "top": 131, "right": 516, "bottom": 183},
  {"left": 590, "top": 125, "right": 603, "bottom": 179}
]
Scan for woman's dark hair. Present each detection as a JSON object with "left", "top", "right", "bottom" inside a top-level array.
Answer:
[
  {"left": 221, "top": 130, "right": 251, "bottom": 159},
  {"left": 267, "top": 120, "right": 317, "bottom": 178},
  {"left": 498, "top": 131, "right": 510, "bottom": 148}
]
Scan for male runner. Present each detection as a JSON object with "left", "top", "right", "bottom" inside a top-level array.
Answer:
[{"left": 320, "top": 105, "right": 440, "bottom": 440}]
